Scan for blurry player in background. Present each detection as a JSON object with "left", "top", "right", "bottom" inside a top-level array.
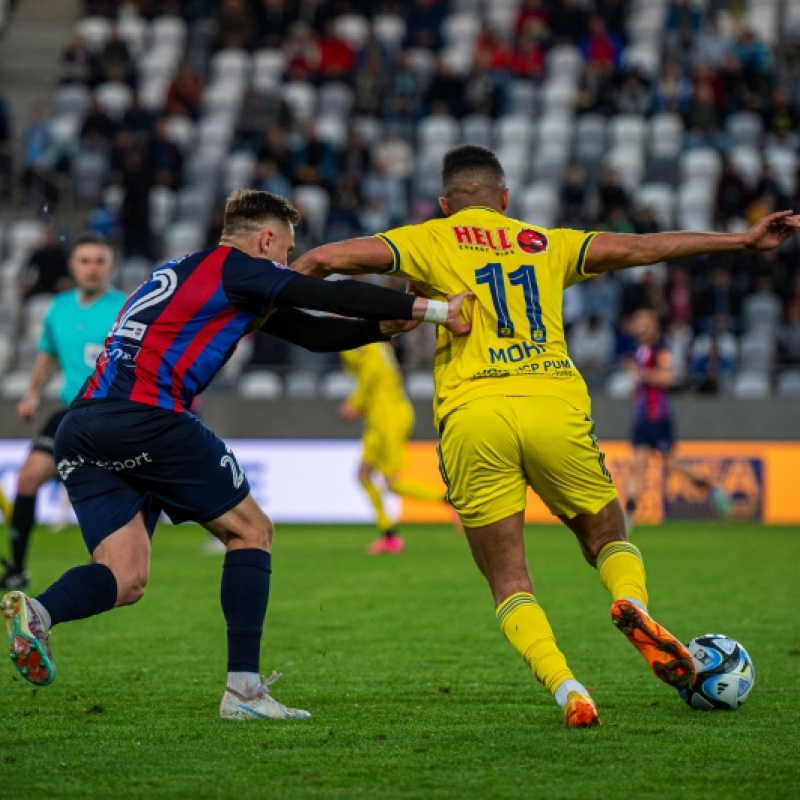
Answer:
[
  {"left": 0, "top": 234, "right": 125, "bottom": 590},
  {"left": 2, "top": 189, "right": 470, "bottom": 721},
  {"left": 293, "top": 144, "right": 800, "bottom": 727},
  {"left": 339, "top": 341, "right": 455, "bottom": 554},
  {"left": 624, "top": 307, "right": 731, "bottom": 531}
]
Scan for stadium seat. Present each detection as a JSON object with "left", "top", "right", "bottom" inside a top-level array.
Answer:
[
  {"left": 531, "top": 142, "right": 569, "bottom": 185},
  {"left": 163, "top": 115, "right": 195, "bottom": 153},
  {"left": 253, "top": 48, "right": 287, "bottom": 93},
  {"left": 537, "top": 113, "right": 572, "bottom": 150},
  {"left": 116, "top": 257, "right": 152, "bottom": 294},
  {"left": 149, "top": 186, "right": 177, "bottom": 236},
  {"left": 417, "top": 114, "right": 459, "bottom": 152},
  {"left": 75, "top": 16, "right": 111, "bottom": 51},
  {"left": 315, "top": 115, "right": 348, "bottom": 148},
  {"left": 635, "top": 183, "right": 676, "bottom": 229},
  {"left": 318, "top": 82, "right": 355, "bottom": 118},
  {"left": 547, "top": 46, "right": 584, "bottom": 83},
  {"left": 733, "top": 371, "right": 771, "bottom": 398},
  {"left": 764, "top": 146, "right": 798, "bottom": 195},
  {"left": 494, "top": 115, "right": 533, "bottom": 150},
  {"left": 334, "top": 13, "right": 370, "bottom": 47},
  {"left": 743, "top": 292, "right": 782, "bottom": 334},
  {"left": 441, "top": 45, "right": 474, "bottom": 76},
  {"left": 294, "top": 186, "right": 330, "bottom": 241},
  {"left": 54, "top": 83, "right": 90, "bottom": 119},
  {"left": 405, "top": 371, "right": 434, "bottom": 399},
  {"left": 138, "top": 47, "right": 180, "bottom": 84},
  {"left": 622, "top": 43, "right": 661, "bottom": 76},
  {"left": 43, "top": 372, "right": 65, "bottom": 400},
  {"left": 23, "top": 294, "right": 53, "bottom": 344},
  {"left": 351, "top": 115, "right": 384, "bottom": 146},
  {"left": 151, "top": 16, "right": 187, "bottom": 51},
  {"left": 442, "top": 12, "right": 481, "bottom": 47},
  {"left": 176, "top": 186, "right": 214, "bottom": 224},
  {"left": 163, "top": 221, "right": 205, "bottom": 261},
  {"left": 103, "top": 183, "right": 124, "bottom": 214},
  {"left": 498, "top": 143, "right": 532, "bottom": 190},
  {"left": 285, "top": 370, "right": 318, "bottom": 398},
  {"left": 730, "top": 146, "right": 762, "bottom": 188},
  {"left": 373, "top": 14, "right": 406, "bottom": 49},
  {"left": 211, "top": 49, "right": 251, "bottom": 84},
  {"left": 405, "top": 48, "right": 436, "bottom": 78},
  {"left": 508, "top": 80, "right": 537, "bottom": 118},
  {"left": 280, "top": 81, "right": 317, "bottom": 123},
  {"left": 680, "top": 148, "right": 722, "bottom": 184},
  {"left": 0, "top": 332, "right": 13, "bottom": 375},
  {"left": 223, "top": 151, "right": 256, "bottom": 194},
  {"left": 776, "top": 370, "right": 800, "bottom": 396},
  {"left": 319, "top": 370, "right": 356, "bottom": 399},
  {"left": 677, "top": 179, "right": 714, "bottom": 230},
  {"left": 49, "top": 115, "right": 81, "bottom": 150},
  {"left": 518, "top": 183, "right": 559, "bottom": 228},
  {"left": 185, "top": 144, "right": 225, "bottom": 186},
  {"left": 139, "top": 74, "right": 170, "bottom": 111},
  {"left": 540, "top": 80, "right": 577, "bottom": 116},
  {"left": 609, "top": 114, "right": 648, "bottom": 149},
  {"left": 239, "top": 370, "right": 283, "bottom": 400},
  {"left": 726, "top": 111, "right": 763, "bottom": 148},
  {"left": 95, "top": 81, "right": 133, "bottom": 121},
  {"left": 605, "top": 144, "right": 645, "bottom": 191},
  {"left": 72, "top": 151, "right": 109, "bottom": 202},
  {"left": 198, "top": 114, "right": 234, "bottom": 149},
  {"left": 0, "top": 370, "right": 31, "bottom": 400},
  {"left": 739, "top": 332, "right": 775, "bottom": 373},
  {"left": 203, "top": 78, "right": 246, "bottom": 117},
  {"left": 605, "top": 369, "right": 636, "bottom": 399},
  {"left": 116, "top": 14, "right": 147, "bottom": 58},
  {"left": 7, "top": 220, "right": 43, "bottom": 258},
  {"left": 486, "top": 0, "right": 518, "bottom": 34},
  {"left": 460, "top": 115, "right": 493, "bottom": 148}
]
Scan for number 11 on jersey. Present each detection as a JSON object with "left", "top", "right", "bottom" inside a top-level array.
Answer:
[{"left": 475, "top": 262, "right": 547, "bottom": 342}]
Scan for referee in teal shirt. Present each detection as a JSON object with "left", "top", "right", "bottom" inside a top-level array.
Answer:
[{"left": 1, "top": 233, "right": 126, "bottom": 589}]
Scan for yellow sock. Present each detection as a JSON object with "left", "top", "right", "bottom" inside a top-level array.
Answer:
[
  {"left": 359, "top": 475, "right": 393, "bottom": 531},
  {"left": 0, "top": 485, "right": 11, "bottom": 523},
  {"left": 596, "top": 541, "right": 649, "bottom": 609},
  {"left": 496, "top": 592, "right": 575, "bottom": 695},
  {"left": 388, "top": 478, "right": 444, "bottom": 503}
]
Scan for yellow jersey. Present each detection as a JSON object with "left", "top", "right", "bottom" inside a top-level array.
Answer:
[
  {"left": 340, "top": 342, "right": 410, "bottom": 422},
  {"left": 375, "top": 206, "right": 597, "bottom": 428}
]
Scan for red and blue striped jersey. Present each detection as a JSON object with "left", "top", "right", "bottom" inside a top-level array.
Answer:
[
  {"left": 78, "top": 245, "right": 297, "bottom": 411},
  {"left": 633, "top": 338, "right": 672, "bottom": 423}
]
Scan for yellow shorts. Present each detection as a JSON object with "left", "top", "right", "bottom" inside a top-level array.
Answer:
[
  {"left": 438, "top": 395, "right": 618, "bottom": 528},
  {"left": 362, "top": 401, "right": 414, "bottom": 477}
]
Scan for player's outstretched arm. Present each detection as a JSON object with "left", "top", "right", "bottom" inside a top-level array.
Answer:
[
  {"left": 273, "top": 274, "right": 471, "bottom": 335},
  {"left": 291, "top": 237, "right": 394, "bottom": 278},
  {"left": 260, "top": 307, "right": 408, "bottom": 352},
  {"left": 584, "top": 210, "right": 800, "bottom": 274}
]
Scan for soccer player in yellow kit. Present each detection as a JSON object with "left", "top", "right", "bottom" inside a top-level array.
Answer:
[
  {"left": 294, "top": 145, "right": 800, "bottom": 727},
  {"left": 339, "top": 342, "right": 451, "bottom": 554}
]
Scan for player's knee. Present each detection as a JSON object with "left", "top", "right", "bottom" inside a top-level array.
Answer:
[
  {"left": 235, "top": 514, "right": 273, "bottom": 550},
  {"left": 116, "top": 571, "right": 149, "bottom": 606},
  {"left": 17, "top": 464, "right": 48, "bottom": 495}
]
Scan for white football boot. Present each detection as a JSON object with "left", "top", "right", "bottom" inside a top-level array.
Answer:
[{"left": 220, "top": 672, "right": 311, "bottom": 720}]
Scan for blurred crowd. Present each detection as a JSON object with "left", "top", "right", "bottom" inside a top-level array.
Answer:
[{"left": 2, "top": 0, "right": 800, "bottom": 392}]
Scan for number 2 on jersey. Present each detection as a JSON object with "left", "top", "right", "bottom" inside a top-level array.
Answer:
[{"left": 475, "top": 262, "right": 547, "bottom": 342}]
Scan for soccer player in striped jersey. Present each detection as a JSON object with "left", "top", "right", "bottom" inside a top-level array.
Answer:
[
  {"left": 1, "top": 234, "right": 126, "bottom": 590},
  {"left": 293, "top": 145, "right": 800, "bottom": 727},
  {"left": 624, "top": 307, "right": 731, "bottom": 531},
  {"left": 2, "top": 189, "right": 470, "bottom": 721}
]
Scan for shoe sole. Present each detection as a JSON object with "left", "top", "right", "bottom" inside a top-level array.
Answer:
[
  {"left": 2, "top": 592, "right": 55, "bottom": 686},
  {"left": 563, "top": 694, "right": 601, "bottom": 728},
  {"left": 611, "top": 600, "right": 695, "bottom": 690}
]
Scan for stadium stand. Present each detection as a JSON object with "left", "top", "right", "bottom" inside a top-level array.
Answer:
[{"left": 1, "top": 0, "right": 800, "bottom": 401}]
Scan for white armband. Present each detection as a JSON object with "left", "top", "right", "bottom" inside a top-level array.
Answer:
[{"left": 423, "top": 300, "right": 448, "bottom": 325}]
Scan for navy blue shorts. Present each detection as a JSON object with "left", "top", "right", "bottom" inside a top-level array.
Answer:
[
  {"left": 32, "top": 409, "right": 69, "bottom": 455},
  {"left": 53, "top": 400, "right": 250, "bottom": 553},
  {"left": 631, "top": 418, "right": 675, "bottom": 454}
]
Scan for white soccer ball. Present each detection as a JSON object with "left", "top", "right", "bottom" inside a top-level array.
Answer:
[{"left": 679, "top": 633, "right": 755, "bottom": 710}]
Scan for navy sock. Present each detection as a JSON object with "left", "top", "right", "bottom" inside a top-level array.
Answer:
[
  {"left": 9, "top": 493, "right": 36, "bottom": 571},
  {"left": 37, "top": 563, "right": 118, "bottom": 627},
  {"left": 221, "top": 548, "right": 271, "bottom": 674}
]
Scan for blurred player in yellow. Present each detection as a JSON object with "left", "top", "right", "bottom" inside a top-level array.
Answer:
[
  {"left": 294, "top": 145, "right": 800, "bottom": 727},
  {"left": 339, "top": 341, "right": 452, "bottom": 554}
]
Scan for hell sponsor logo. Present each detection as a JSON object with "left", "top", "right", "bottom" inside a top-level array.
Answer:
[{"left": 452, "top": 225, "right": 514, "bottom": 251}]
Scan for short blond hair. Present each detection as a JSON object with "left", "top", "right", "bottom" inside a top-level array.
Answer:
[{"left": 222, "top": 189, "right": 301, "bottom": 238}]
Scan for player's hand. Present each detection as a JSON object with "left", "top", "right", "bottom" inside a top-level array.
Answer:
[
  {"left": 380, "top": 318, "right": 421, "bottom": 337},
  {"left": 444, "top": 291, "right": 474, "bottom": 336},
  {"left": 338, "top": 401, "right": 360, "bottom": 422},
  {"left": 743, "top": 210, "right": 800, "bottom": 251},
  {"left": 17, "top": 393, "right": 39, "bottom": 421}
]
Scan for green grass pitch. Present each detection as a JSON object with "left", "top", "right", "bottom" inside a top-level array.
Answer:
[{"left": 1, "top": 522, "right": 799, "bottom": 799}]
